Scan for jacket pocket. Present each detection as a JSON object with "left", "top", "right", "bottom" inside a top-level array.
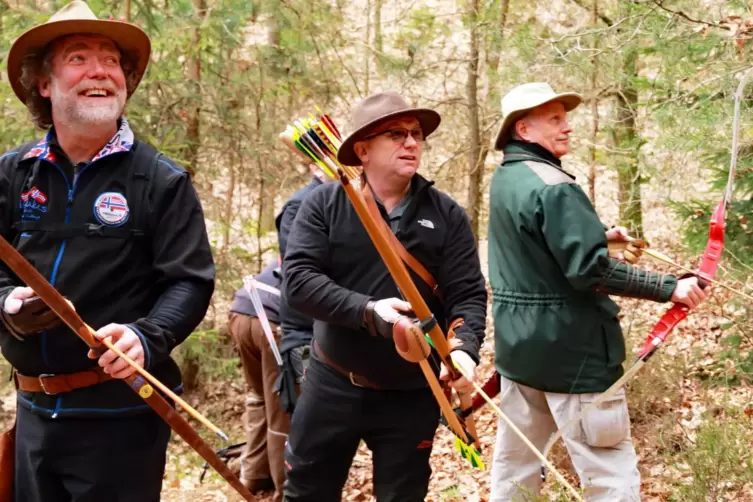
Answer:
[{"left": 579, "top": 388, "right": 631, "bottom": 448}]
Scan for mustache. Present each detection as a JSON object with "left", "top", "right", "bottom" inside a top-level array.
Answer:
[{"left": 74, "top": 81, "right": 119, "bottom": 94}]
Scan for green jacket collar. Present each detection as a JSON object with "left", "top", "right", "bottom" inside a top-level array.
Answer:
[{"left": 502, "top": 140, "right": 575, "bottom": 180}]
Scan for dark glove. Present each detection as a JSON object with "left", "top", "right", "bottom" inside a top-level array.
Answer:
[
  {"left": 0, "top": 294, "right": 61, "bottom": 341},
  {"left": 275, "top": 346, "right": 310, "bottom": 415},
  {"left": 289, "top": 344, "right": 310, "bottom": 383},
  {"left": 363, "top": 300, "right": 396, "bottom": 339}
]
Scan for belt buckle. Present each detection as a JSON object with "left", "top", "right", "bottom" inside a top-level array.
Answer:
[
  {"left": 38, "top": 374, "right": 58, "bottom": 395},
  {"left": 348, "top": 372, "right": 364, "bottom": 388}
]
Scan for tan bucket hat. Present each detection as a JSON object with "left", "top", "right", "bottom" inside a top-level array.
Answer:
[
  {"left": 493, "top": 82, "right": 582, "bottom": 150},
  {"left": 337, "top": 91, "right": 441, "bottom": 166},
  {"left": 6, "top": 0, "right": 151, "bottom": 104}
]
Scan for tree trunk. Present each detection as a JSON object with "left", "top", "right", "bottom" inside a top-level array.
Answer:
[
  {"left": 373, "top": 0, "right": 383, "bottom": 54},
  {"left": 364, "top": 0, "right": 371, "bottom": 94},
  {"left": 184, "top": 0, "right": 207, "bottom": 177},
  {"left": 481, "top": 0, "right": 510, "bottom": 155},
  {"left": 125, "top": 0, "right": 131, "bottom": 22},
  {"left": 465, "top": 0, "right": 482, "bottom": 241},
  {"left": 613, "top": 47, "right": 643, "bottom": 237},
  {"left": 256, "top": 168, "right": 266, "bottom": 272},
  {"left": 587, "top": 0, "right": 599, "bottom": 205}
]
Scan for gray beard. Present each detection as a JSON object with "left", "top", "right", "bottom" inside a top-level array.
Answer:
[{"left": 50, "top": 83, "right": 125, "bottom": 129}]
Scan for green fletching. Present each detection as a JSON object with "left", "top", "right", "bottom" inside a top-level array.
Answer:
[{"left": 453, "top": 436, "right": 485, "bottom": 470}]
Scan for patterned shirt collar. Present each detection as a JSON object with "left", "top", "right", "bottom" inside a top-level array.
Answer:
[{"left": 22, "top": 117, "right": 135, "bottom": 163}]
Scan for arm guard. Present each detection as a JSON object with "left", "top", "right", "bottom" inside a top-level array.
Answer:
[{"left": 595, "top": 257, "right": 677, "bottom": 302}]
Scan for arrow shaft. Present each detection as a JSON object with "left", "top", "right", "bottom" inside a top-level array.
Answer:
[{"left": 642, "top": 248, "right": 753, "bottom": 302}]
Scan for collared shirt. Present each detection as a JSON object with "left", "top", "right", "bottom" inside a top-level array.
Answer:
[
  {"left": 372, "top": 181, "right": 414, "bottom": 233},
  {"left": 23, "top": 116, "right": 135, "bottom": 165},
  {"left": 387, "top": 190, "right": 413, "bottom": 233}
]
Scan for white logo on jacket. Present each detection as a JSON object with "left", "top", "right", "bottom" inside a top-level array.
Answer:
[
  {"left": 418, "top": 219, "right": 435, "bottom": 229},
  {"left": 93, "top": 192, "right": 130, "bottom": 226}
]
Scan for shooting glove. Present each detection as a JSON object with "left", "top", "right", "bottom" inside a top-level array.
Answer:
[
  {"left": 363, "top": 298, "right": 410, "bottom": 339},
  {"left": 0, "top": 294, "right": 61, "bottom": 341},
  {"left": 607, "top": 239, "right": 648, "bottom": 264}
]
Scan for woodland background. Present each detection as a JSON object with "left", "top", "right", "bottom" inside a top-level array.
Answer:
[{"left": 2, "top": 0, "right": 753, "bottom": 500}]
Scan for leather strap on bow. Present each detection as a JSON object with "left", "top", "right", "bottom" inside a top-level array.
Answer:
[{"left": 362, "top": 183, "right": 442, "bottom": 301}]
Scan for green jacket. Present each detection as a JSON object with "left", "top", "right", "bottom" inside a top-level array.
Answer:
[{"left": 488, "top": 141, "right": 677, "bottom": 393}]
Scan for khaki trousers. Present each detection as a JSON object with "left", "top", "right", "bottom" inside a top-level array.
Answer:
[
  {"left": 228, "top": 312, "right": 289, "bottom": 502},
  {"left": 491, "top": 376, "right": 641, "bottom": 501}
]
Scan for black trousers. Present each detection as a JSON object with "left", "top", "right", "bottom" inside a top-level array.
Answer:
[
  {"left": 14, "top": 404, "right": 171, "bottom": 502},
  {"left": 283, "top": 356, "right": 440, "bottom": 502}
]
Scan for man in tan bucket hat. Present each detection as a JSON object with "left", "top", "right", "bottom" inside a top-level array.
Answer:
[
  {"left": 0, "top": 2, "right": 215, "bottom": 500},
  {"left": 486, "top": 82, "right": 708, "bottom": 500},
  {"left": 280, "top": 91, "right": 488, "bottom": 500}
]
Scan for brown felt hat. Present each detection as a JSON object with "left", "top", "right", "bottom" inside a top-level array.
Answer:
[
  {"left": 6, "top": 0, "right": 151, "bottom": 104},
  {"left": 336, "top": 91, "right": 441, "bottom": 166}
]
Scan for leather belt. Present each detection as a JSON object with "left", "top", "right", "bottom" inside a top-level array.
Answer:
[
  {"left": 15, "top": 368, "right": 114, "bottom": 395},
  {"left": 312, "top": 340, "right": 382, "bottom": 390}
]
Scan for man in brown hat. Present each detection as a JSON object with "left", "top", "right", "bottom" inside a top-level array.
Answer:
[
  {"left": 0, "top": 2, "right": 214, "bottom": 500},
  {"left": 280, "top": 91, "right": 488, "bottom": 501}
]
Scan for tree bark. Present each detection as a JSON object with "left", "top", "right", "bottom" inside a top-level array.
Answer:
[
  {"left": 613, "top": 46, "right": 644, "bottom": 237},
  {"left": 184, "top": 0, "right": 207, "bottom": 177},
  {"left": 465, "top": 0, "right": 482, "bottom": 241},
  {"left": 364, "top": 0, "right": 371, "bottom": 94},
  {"left": 373, "top": 0, "right": 383, "bottom": 54},
  {"left": 587, "top": 0, "right": 599, "bottom": 204}
]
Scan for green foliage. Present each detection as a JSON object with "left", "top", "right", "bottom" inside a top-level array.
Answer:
[
  {"left": 173, "top": 328, "right": 240, "bottom": 383},
  {"left": 666, "top": 413, "right": 753, "bottom": 502}
]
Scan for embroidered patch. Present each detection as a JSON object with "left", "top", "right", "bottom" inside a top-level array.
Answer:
[
  {"left": 21, "top": 186, "right": 48, "bottom": 204},
  {"left": 418, "top": 219, "right": 435, "bottom": 229},
  {"left": 19, "top": 186, "right": 48, "bottom": 220},
  {"left": 94, "top": 192, "right": 129, "bottom": 226}
]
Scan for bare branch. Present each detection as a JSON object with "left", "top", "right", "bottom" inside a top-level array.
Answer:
[
  {"left": 650, "top": 0, "right": 730, "bottom": 30},
  {"left": 568, "top": 0, "right": 612, "bottom": 26}
]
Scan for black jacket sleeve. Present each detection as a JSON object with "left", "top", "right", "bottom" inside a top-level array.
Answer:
[
  {"left": 283, "top": 188, "right": 372, "bottom": 329},
  {"left": 278, "top": 200, "right": 300, "bottom": 260},
  {"left": 127, "top": 161, "right": 215, "bottom": 369},
  {"left": 436, "top": 200, "right": 488, "bottom": 363},
  {"left": 277, "top": 197, "right": 315, "bottom": 353},
  {"left": 0, "top": 149, "right": 23, "bottom": 310}
]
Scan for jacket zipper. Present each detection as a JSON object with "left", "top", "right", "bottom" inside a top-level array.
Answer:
[{"left": 39, "top": 159, "right": 93, "bottom": 377}]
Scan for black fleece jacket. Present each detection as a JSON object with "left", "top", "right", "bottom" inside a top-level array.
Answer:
[
  {"left": 282, "top": 174, "right": 487, "bottom": 390},
  {"left": 0, "top": 137, "right": 214, "bottom": 417}
]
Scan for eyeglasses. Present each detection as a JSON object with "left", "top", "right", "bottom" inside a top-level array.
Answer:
[{"left": 364, "top": 127, "right": 425, "bottom": 144}]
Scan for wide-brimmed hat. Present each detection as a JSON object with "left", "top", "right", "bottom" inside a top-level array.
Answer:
[
  {"left": 6, "top": 0, "right": 151, "bottom": 104},
  {"left": 337, "top": 91, "right": 441, "bottom": 166},
  {"left": 493, "top": 82, "right": 582, "bottom": 150}
]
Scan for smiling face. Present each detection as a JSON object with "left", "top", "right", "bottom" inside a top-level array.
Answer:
[
  {"left": 514, "top": 100, "right": 573, "bottom": 158},
  {"left": 38, "top": 34, "right": 127, "bottom": 129},
  {"left": 354, "top": 115, "right": 424, "bottom": 183}
]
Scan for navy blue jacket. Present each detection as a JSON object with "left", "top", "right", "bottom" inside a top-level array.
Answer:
[
  {"left": 275, "top": 176, "right": 322, "bottom": 353},
  {"left": 283, "top": 175, "right": 487, "bottom": 389},
  {"left": 230, "top": 260, "right": 282, "bottom": 324}
]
